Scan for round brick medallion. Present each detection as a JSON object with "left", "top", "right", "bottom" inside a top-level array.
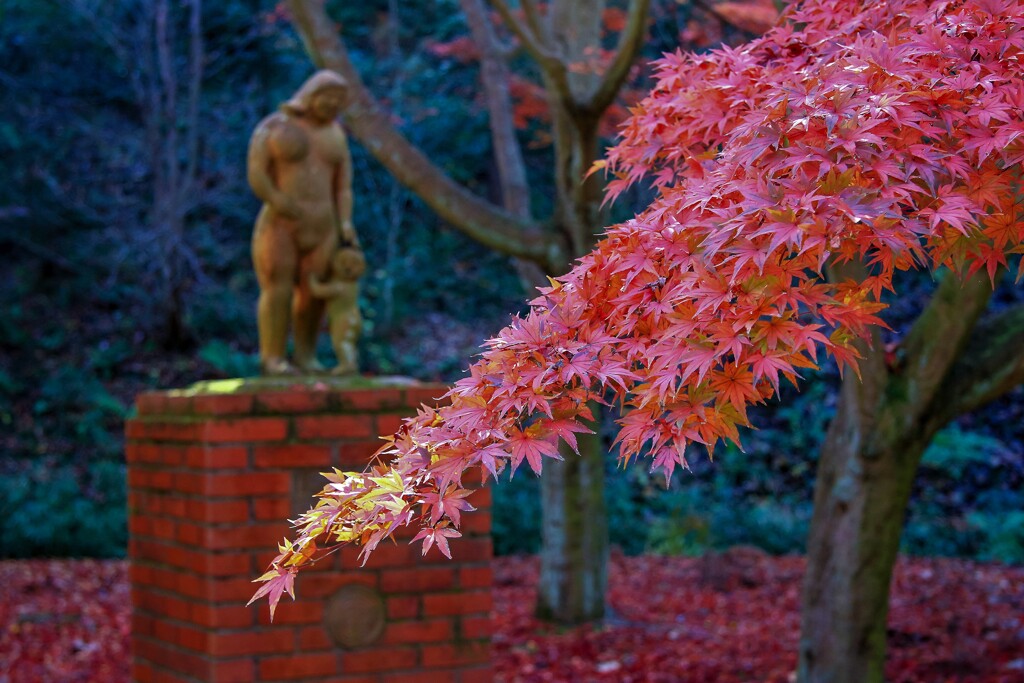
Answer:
[{"left": 323, "top": 584, "right": 386, "bottom": 649}]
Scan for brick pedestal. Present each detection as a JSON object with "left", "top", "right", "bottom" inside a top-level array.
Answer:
[{"left": 126, "top": 379, "right": 493, "bottom": 683}]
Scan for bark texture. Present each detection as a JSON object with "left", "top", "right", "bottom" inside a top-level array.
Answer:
[{"left": 798, "top": 269, "right": 1024, "bottom": 682}]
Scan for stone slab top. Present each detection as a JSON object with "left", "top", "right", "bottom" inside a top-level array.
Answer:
[
  {"left": 133, "top": 375, "right": 450, "bottom": 418},
  {"left": 174, "top": 374, "right": 424, "bottom": 396}
]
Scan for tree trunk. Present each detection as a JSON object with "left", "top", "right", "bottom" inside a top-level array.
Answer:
[
  {"left": 535, "top": 96, "right": 607, "bottom": 624},
  {"left": 537, "top": 422, "right": 609, "bottom": 623},
  {"left": 798, "top": 267, "right": 1001, "bottom": 683},
  {"left": 798, "top": 377, "right": 928, "bottom": 683}
]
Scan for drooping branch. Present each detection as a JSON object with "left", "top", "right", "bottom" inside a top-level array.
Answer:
[
  {"left": 928, "top": 301, "right": 1024, "bottom": 429},
  {"left": 585, "top": 0, "right": 650, "bottom": 114},
  {"left": 286, "top": 0, "right": 560, "bottom": 269},
  {"left": 252, "top": 0, "right": 1024, "bottom": 620}
]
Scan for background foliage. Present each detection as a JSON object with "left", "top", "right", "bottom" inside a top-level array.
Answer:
[{"left": 0, "top": 0, "right": 1020, "bottom": 562}]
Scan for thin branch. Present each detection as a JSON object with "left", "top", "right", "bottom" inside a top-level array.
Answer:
[
  {"left": 0, "top": 230, "right": 87, "bottom": 276},
  {"left": 460, "top": 0, "right": 532, "bottom": 220},
  {"left": 155, "top": 0, "right": 179, "bottom": 199},
  {"left": 521, "top": 0, "right": 548, "bottom": 41},
  {"left": 180, "top": 0, "right": 204, "bottom": 205},
  {"left": 488, "top": 0, "right": 574, "bottom": 102},
  {"left": 586, "top": 0, "right": 650, "bottom": 115},
  {"left": 690, "top": 0, "right": 734, "bottom": 27},
  {"left": 488, "top": 0, "right": 553, "bottom": 64},
  {"left": 286, "top": 0, "right": 559, "bottom": 269}
]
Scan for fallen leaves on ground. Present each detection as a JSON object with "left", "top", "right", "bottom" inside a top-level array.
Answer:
[
  {"left": 492, "top": 552, "right": 1024, "bottom": 683},
  {"left": 0, "top": 560, "right": 129, "bottom": 683},
  {"left": 0, "top": 554, "right": 1021, "bottom": 682}
]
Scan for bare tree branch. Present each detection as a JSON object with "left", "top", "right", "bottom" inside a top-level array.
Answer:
[
  {"left": 180, "top": 0, "right": 204, "bottom": 205},
  {"left": 896, "top": 270, "right": 994, "bottom": 416},
  {"left": 460, "top": 0, "right": 532, "bottom": 220},
  {"left": 488, "top": 0, "right": 574, "bottom": 102},
  {"left": 521, "top": 0, "right": 548, "bottom": 41},
  {"left": 928, "top": 301, "right": 1024, "bottom": 428},
  {"left": 155, "top": 0, "right": 179, "bottom": 202},
  {"left": 1, "top": 233, "right": 87, "bottom": 275},
  {"left": 488, "top": 0, "right": 554, "bottom": 63},
  {"left": 586, "top": 0, "right": 650, "bottom": 114},
  {"left": 286, "top": 0, "right": 559, "bottom": 268}
]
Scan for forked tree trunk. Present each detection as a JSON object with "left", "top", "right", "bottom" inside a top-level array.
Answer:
[
  {"left": 537, "top": 424, "right": 608, "bottom": 622},
  {"left": 797, "top": 267, "right": 1012, "bottom": 683},
  {"left": 798, "top": 375, "right": 929, "bottom": 683}
]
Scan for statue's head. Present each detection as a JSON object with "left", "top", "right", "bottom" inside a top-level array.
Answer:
[
  {"left": 331, "top": 247, "right": 366, "bottom": 282},
  {"left": 282, "top": 70, "right": 349, "bottom": 123}
]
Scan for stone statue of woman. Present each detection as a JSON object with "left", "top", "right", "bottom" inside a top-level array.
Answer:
[{"left": 247, "top": 70, "right": 360, "bottom": 375}]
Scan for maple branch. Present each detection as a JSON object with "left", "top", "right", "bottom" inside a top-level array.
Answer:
[
  {"left": 461, "top": 0, "right": 532, "bottom": 220},
  {"left": 286, "top": 0, "right": 560, "bottom": 268},
  {"left": 585, "top": 0, "right": 650, "bottom": 115},
  {"left": 928, "top": 301, "right": 1024, "bottom": 428}
]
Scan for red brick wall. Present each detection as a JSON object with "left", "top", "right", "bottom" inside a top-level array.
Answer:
[{"left": 126, "top": 383, "right": 493, "bottom": 683}]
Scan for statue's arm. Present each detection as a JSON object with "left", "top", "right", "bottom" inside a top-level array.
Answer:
[
  {"left": 308, "top": 273, "right": 349, "bottom": 299},
  {"left": 335, "top": 127, "right": 358, "bottom": 246},
  {"left": 248, "top": 119, "right": 299, "bottom": 218}
]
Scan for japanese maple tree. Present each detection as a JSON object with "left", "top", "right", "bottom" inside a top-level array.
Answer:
[{"left": 255, "top": 0, "right": 1024, "bottom": 680}]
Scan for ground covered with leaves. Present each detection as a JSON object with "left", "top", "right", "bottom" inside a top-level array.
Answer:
[
  {"left": 0, "top": 560, "right": 129, "bottom": 683},
  {"left": 495, "top": 554, "right": 1024, "bottom": 682},
  {"left": 1, "top": 554, "right": 1021, "bottom": 682}
]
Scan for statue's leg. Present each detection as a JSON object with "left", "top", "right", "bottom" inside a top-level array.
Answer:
[
  {"left": 253, "top": 216, "right": 298, "bottom": 375},
  {"left": 329, "top": 309, "right": 360, "bottom": 376},
  {"left": 293, "top": 236, "right": 335, "bottom": 373}
]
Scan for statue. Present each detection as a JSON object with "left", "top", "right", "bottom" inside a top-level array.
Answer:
[
  {"left": 309, "top": 246, "right": 365, "bottom": 376},
  {"left": 247, "top": 70, "right": 362, "bottom": 375}
]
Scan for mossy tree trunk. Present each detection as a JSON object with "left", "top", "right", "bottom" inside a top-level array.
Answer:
[
  {"left": 799, "top": 379, "right": 931, "bottom": 682},
  {"left": 798, "top": 265, "right": 1024, "bottom": 683}
]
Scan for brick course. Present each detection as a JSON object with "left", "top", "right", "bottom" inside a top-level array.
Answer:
[{"left": 127, "top": 381, "right": 492, "bottom": 682}]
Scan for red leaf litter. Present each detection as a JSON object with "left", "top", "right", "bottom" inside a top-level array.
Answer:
[
  {"left": 0, "top": 554, "right": 1021, "bottom": 682},
  {"left": 491, "top": 554, "right": 1024, "bottom": 683},
  {"left": 0, "top": 560, "right": 129, "bottom": 683}
]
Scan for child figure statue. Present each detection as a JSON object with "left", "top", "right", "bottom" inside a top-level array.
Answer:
[{"left": 308, "top": 246, "right": 365, "bottom": 375}]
